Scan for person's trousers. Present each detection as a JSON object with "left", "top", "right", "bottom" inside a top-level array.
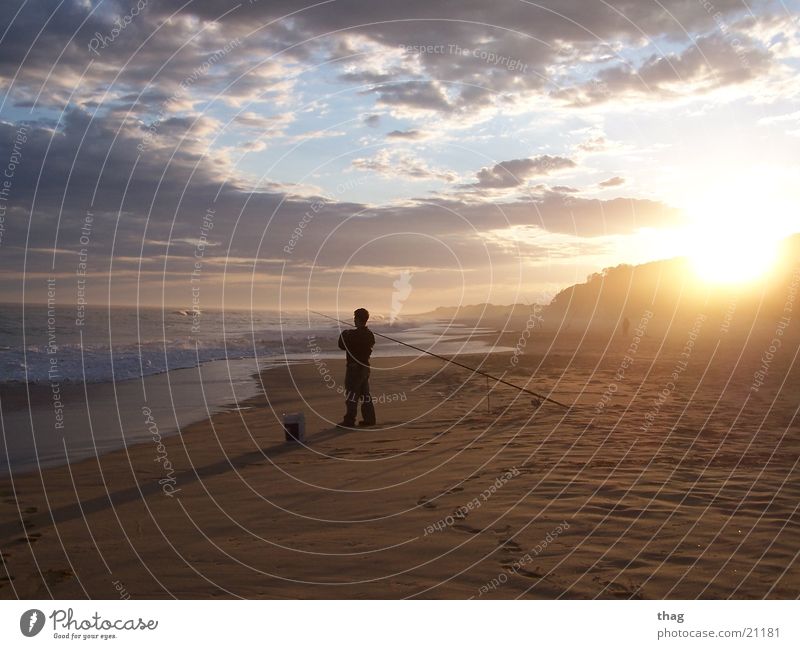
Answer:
[{"left": 343, "top": 364, "right": 375, "bottom": 425}]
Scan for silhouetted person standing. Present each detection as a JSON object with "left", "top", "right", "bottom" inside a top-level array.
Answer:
[{"left": 337, "top": 308, "right": 376, "bottom": 428}]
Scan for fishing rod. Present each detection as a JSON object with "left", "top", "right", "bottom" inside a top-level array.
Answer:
[{"left": 310, "top": 311, "right": 571, "bottom": 410}]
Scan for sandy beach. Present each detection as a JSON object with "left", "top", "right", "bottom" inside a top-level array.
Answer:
[{"left": 1, "top": 321, "right": 798, "bottom": 599}]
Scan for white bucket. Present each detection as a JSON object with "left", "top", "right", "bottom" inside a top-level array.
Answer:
[{"left": 283, "top": 412, "right": 305, "bottom": 442}]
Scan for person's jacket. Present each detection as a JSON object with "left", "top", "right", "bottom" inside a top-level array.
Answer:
[{"left": 338, "top": 326, "right": 375, "bottom": 367}]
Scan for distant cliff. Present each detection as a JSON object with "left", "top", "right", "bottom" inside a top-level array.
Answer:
[
  {"left": 420, "top": 234, "right": 800, "bottom": 337},
  {"left": 542, "top": 234, "right": 800, "bottom": 336}
]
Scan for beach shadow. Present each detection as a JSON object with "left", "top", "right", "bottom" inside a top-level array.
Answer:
[{"left": 0, "top": 426, "right": 358, "bottom": 542}]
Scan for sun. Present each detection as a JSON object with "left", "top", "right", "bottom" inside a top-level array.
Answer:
[
  {"left": 687, "top": 228, "right": 778, "bottom": 284},
  {"left": 682, "top": 172, "right": 796, "bottom": 285}
]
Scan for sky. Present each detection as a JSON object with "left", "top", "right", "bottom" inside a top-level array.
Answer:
[{"left": 0, "top": 0, "right": 798, "bottom": 314}]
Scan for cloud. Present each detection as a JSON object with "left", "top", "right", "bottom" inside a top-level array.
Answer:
[
  {"left": 386, "top": 129, "right": 424, "bottom": 140},
  {"left": 233, "top": 111, "right": 295, "bottom": 133},
  {"left": 0, "top": 3, "right": 308, "bottom": 128},
  {"left": 363, "top": 114, "right": 381, "bottom": 127},
  {"left": 553, "top": 30, "right": 773, "bottom": 107},
  {"left": 528, "top": 192, "right": 682, "bottom": 237},
  {"left": 471, "top": 155, "right": 577, "bottom": 189},
  {"left": 599, "top": 176, "right": 625, "bottom": 187},
  {"left": 0, "top": 0, "right": 789, "bottom": 141},
  {"left": 366, "top": 80, "right": 455, "bottom": 114},
  {"left": 351, "top": 149, "right": 457, "bottom": 182},
  {"left": 577, "top": 136, "right": 608, "bottom": 152},
  {"left": 145, "top": 0, "right": 779, "bottom": 115}
]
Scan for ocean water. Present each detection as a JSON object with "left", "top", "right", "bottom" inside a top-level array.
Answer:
[{"left": 0, "top": 304, "right": 507, "bottom": 384}]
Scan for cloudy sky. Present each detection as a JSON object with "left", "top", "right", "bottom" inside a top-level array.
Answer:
[{"left": 0, "top": 0, "right": 798, "bottom": 312}]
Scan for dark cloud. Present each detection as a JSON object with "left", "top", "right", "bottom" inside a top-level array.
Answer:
[
  {"left": 233, "top": 111, "right": 293, "bottom": 132},
  {"left": 386, "top": 129, "right": 423, "bottom": 139},
  {"left": 0, "top": 3, "right": 282, "bottom": 115},
  {"left": 365, "top": 80, "right": 454, "bottom": 113},
  {"left": 0, "top": 0, "right": 772, "bottom": 120},
  {"left": 156, "top": 0, "right": 773, "bottom": 113},
  {"left": 527, "top": 192, "right": 682, "bottom": 237},
  {"left": 599, "top": 176, "right": 625, "bottom": 187},
  {"left": 472, "top": 155, "right": 576, "bottom": 189}
]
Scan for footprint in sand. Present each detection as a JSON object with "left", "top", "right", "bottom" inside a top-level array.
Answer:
[
  {"left": 11, "top": 532, "right": 41, "bottom": 545},
  {"left": 497, "top": 539, "right": 522, "bottom": 553},
  {"left": 23, "top": 506, "right": 38, "bottom": 514},
  {"left": 330, "top": 447, "right": 355, "bottom": 455},
  {"left": 500, "top": 561, "right": 544, "bottom": 579},
  {"left": 593, "top": 576, "right": 643, "bottom": 599},
  {"left": 416, "top": 496, "right": 437, "bottom": 509},
  {"left": 515, "top": 566, "right": 545, "bottom": 579},
  {"left": 444, "top": 486, "right": 464, "bottom": 494},
  {"left": 44, "top": 568, "right": 73, "bottom": 586},
  {"left": 452, "top": 523, "right": 483, "bottom": 535}
]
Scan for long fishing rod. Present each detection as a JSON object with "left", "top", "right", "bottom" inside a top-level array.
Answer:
[{"left": 311, "top": 311, "right": 570, "bottom": 410}]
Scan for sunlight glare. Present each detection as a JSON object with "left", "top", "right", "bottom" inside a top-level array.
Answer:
[{"left": 683, "top": 172, "right": 796, "bottom": 285}]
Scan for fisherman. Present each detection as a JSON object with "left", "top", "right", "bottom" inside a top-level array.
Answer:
[
  {"left": 313, "top": 309, "right": 569, "bottom": 412},
  {"left": 337, "top": 307, "right": 376, "bottom": 428}
]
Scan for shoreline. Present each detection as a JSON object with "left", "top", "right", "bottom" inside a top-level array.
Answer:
[
  {"left": 0, "top": 356, "right": 266, "bottom": 476},
  {"left": 0, "top": 326, "right": 515, "bottom": 477}
]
